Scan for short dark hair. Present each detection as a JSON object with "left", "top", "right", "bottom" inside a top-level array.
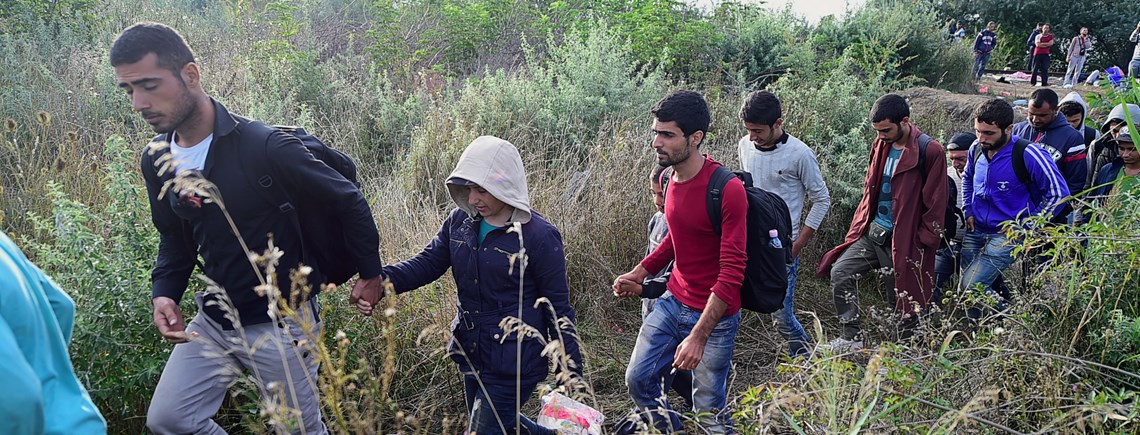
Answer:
[
  {"left": 110, "top": 22, "right": 196, "bottom": 76},
  {"left": 652, "top": 90, "right": 710, "bottom": 138},
  {"left": 1058, "top": 101, "right": 1084, "bottom": 118},
  {"left": 740, "top": 90, "right": 782, "bottom": 126},
  {"left": 1036, "top": 22, "right": 1044, "bottom": 27},
  {"left": 651, "top": 164, "right": 669, "bottom": 187},
  {"left": 870, "top": 94, "right": 910, "bottom": 124},
  {"left": 1028, "top": 88, "right": 1059, "bottom": 110},
  {"left": 974, "top": 98, "right": 1015, "bottom": 130}
]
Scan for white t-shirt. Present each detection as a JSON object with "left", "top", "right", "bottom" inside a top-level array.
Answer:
[{"left": 170, "top": 134, "right": 214, "bottom": 173}]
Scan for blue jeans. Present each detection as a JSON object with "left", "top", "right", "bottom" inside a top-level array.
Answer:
[
  {"left": 641, "top": 291, "right": 694, "bottom": 408},
  {"left": 933, "top": 243, "right": 960, "bottom": 304},
  {"left": 624, "top": 294, "right": 739, "bottom": 434},
  {"left": 973, "top": 51, "right": 991, "bottom": 78},
  {"left": 959, "top": 232, "right": 1016, "bottom": 320},
  {"left": 463, "top": 375, "right": 553, "bottom": 435},
  {"left": 774, "top": 258, "right": 812, "bottom": 358}
]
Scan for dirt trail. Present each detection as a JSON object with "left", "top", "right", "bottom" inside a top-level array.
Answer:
[{"left": 902, "top": 75, "right": 1105, "bottom": 138}]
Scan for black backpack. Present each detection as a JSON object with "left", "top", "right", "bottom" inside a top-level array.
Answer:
[
  {"left": 238, "top": 120, "right": 363, "bottom": 286},
  {"left": 967, "top": 137, "right": 1033, "bottom": 193},
  {"left": 705, "top": 166, "right": 793, "bottom": 314},
  {"left": 915, "top": 134, "right": 963, "bottom": 246}
]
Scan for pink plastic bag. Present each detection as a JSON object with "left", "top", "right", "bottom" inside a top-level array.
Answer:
[{"left": 537, "top": 392, "right": 604, "bottom": 435}]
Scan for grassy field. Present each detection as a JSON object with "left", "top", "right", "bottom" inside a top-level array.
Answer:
[{"left": 2, "top": 0, "right": 1139, "bottom": 433}]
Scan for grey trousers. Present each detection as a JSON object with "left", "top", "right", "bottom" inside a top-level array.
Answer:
[
  {"left": 147, "top": 293, "right": 327, "bottom": 435},
  {"left": 829, "top": 236, "right": 893, "bottom": 340}
]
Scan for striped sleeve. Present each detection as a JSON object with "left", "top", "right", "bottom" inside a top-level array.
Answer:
[{"left": 1025, "top": 143, "right": 1071, "bottom": 219}]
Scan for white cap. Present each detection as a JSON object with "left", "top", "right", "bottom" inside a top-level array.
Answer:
[{"left": 769, "top": 229, "right": 779, "bottom": 238}]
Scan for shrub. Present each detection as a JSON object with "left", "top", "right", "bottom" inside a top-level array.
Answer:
[{"left": 21, "top": 136, "right": 167, "bottom": 433}]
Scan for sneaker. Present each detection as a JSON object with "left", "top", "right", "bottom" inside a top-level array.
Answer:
[
  {"left": 818, "top": 336, "right": 864, "bottom": 353},
  {"left": 1063, "top": 84, "right": 1073, "bottom": 88}
]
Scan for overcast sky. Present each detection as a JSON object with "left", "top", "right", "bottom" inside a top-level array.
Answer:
[{"left": 691, "top": 0, "right": 867, "bottom": 24}]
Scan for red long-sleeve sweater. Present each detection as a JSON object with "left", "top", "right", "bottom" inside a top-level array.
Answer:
[{"left": 640, "top": 157, "right": 747, "bottom": 314}]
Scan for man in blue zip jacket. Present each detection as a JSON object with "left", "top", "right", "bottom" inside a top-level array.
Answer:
[
  {"left": 961, "top": 99, "right": 1069, "bottom": 321},
  {"left": 1012, "top": 88, "right": 1085, "bottom": 221}
]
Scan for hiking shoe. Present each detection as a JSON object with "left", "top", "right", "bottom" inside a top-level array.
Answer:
[{"left": 818, "top": 337, "right": 863, "bottom": 353}]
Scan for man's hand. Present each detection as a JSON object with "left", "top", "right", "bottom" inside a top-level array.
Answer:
[
  {"left": 613, "top": 266, "right": 649, "bottom": 293},
  {"left": 350, "top": 275, "right": 384, "bottom": 316},
  {"left": 152, "top": 296, "right": 193, "bottom": 344},
  {"left": 673, "top": 333, "right": 707, "bottom": 371},
  {"left": 612, "top": 278, "right": 643, "bottom": 298},
  {"left": 966, "top": 216, "right": 976, "bottom": 233},
  {"left": 791, "top": 227, "right": 815, "bottom": 260}
]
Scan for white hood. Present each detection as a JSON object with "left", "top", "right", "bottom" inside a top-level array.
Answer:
[
  {"left": 446, "top": 136, "right": 532, "bottom": 224},
  {"left": 1060, "top": 91, "right": 1088, "bottom": 116}
]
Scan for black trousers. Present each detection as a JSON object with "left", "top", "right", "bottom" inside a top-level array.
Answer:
[{"left": 1031, "top": 53, "right": 1050, "bottom": 85}]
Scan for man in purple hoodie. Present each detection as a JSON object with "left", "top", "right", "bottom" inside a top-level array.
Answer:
[
  {"left": 960, "top": 99, "right": 1069, "bottom": 321},
  {"left": 1011, "top": 88, "right": 1086, "bottom": 221}
]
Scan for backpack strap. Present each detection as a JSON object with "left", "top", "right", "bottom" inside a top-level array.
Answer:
[
  {"left": 237, "top": 120, "right": 305, "bottom": 239},
  {"left": 705, "top": 165, "right": 736, "bottom": 236},
  {"left": 1012, "top": 138, "right": 1032, "bottom": 187},
  {"left": 916, "top": 133, "right": 933, "bottom": 180}
]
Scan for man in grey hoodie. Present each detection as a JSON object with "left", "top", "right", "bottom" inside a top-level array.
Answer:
[
  {"left": 1089, "top": 104, "right": 1140, "bottom": 189},
  {"left": 1058, "top": 91, "right": 1099, "bottom": 149}
]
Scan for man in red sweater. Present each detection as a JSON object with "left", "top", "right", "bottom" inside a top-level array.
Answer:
[
  {"left": 613, "top": 90, "right": 747, "bottom": 434},
  {"left": 1031, "top": 23, "right": 1055, "bottom": 86}
]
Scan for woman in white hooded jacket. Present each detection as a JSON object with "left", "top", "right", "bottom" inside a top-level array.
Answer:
[{"left": 379, "top": 136, "right": 583, "bottom": 435}]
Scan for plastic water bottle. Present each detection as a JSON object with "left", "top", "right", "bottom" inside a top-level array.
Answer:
[{"left": 768, "top": 229, "right": 782, "bottom": 249}]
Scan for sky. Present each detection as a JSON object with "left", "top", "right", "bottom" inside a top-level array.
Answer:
[{"left": 692, "top": 0, "right": 868, "bottom": 24}]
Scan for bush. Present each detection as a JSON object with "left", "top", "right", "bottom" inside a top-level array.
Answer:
[{"left": 20, "top": 136, "right": 167, "bottom": 432}]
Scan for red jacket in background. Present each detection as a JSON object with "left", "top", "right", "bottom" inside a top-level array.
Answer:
[{"left": 817, "top": 125, "right": 948, "bottom": 317}]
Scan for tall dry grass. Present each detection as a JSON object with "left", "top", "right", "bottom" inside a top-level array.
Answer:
[{"left": 4, "top": 0, "right": 1137, "bottom": 432}]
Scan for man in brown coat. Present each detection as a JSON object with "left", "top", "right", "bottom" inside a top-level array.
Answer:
[{"left": 816, "top": 94, "right": 948, "bottom": 352}]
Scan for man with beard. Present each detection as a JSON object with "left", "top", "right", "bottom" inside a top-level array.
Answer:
[
  {"left": 111, "top": 23, "right": 383, "bottom": 434},
  {"left": 614, "top": 90, "right": 746, "bottom": 434},
  {"left": 1063, "top": 27, "right": 1092, "bottom": 88},
  {"left": 817, "top": 94, "right": 948, "bottom": 351},
  {"left": 960, "top": 99, "right": 1068, "bottom": 322},
  {"left": 736, "top": 90, "right": 830, "bottom": 358},
  {"left": 1012, "top": 88, "right": 1085, "bottom": 222}
]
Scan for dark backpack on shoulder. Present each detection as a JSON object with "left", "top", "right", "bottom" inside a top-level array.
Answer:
[
  {"left": 916, "top": 134, "right": 963, "bottom": 247},
  {"left": 238, "top": 120, "right": 363, "bottom": 286},
  {"left": 705, "top": 166, "right": 792, "bottom": 314},
  {"left": 968, "top": 137, "right": 1033, "bottom": 190}
]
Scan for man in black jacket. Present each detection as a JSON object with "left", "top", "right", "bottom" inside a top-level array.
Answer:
[{"left": 112, "top": 22, "right": 383, "bottom": 434}]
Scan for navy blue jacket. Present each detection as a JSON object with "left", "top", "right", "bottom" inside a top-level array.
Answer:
[
  {"left": 141, "top": 99, "right": 382, "bottom": 327},
  {"left": 1012, "top": 116, "right": 1088, "bottom": 200},
  {"left": 974, "top": 30, "right": 997, "bottom": 54},
  {"left": 383, "top": 208, "right": 582, "bottom": 386},
  {"left": 1091, "top": 159, "right": 1125, "bottom": 199}
]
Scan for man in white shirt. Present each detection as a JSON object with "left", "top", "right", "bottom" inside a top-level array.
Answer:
[{"left": 737, "top": 90, "right": 831, "bottom": 358}]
